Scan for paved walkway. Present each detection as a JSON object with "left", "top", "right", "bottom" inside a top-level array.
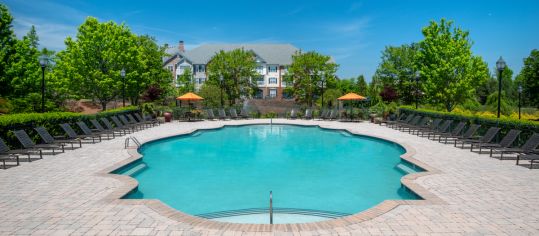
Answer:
[{"left": 1, "top": 119, "right": 538, "bottom": 235}]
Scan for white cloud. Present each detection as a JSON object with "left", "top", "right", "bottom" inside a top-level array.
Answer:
[{"left": 12, "top": 16, "right": 77, "bottom": 50}]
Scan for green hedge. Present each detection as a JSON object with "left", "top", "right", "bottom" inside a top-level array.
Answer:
[
  {"left": 398, "top": 106, "right": 539, "bottom": 145},
  {"left": 0, "top": 106, "right": 140, "bottom": 148}
]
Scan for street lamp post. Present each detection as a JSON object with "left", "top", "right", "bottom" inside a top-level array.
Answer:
[
  {"left": 414, "top": 71, "right": 420, "bottom": 109},
  {"left": 39, "top": 55, "right": 49, "bottom": 113},
  {"left": 120, "top": 68, "right": 126, "bottom": 107},
  {"left": 219, "top": 75, "right": 224, "bottom": 107},
  {"left": 496, "top": 57, "right": 506, "bottom": 118},
  {"left": 320, "top": 72, "right": 325, "bottom": 110},
  {"left": 518, "top": 84, "right": 522, "bottom": 120}
]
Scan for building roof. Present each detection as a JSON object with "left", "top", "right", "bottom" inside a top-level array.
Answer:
[{"left": 164, "top": 44, "right": 301, "bottom": 65}]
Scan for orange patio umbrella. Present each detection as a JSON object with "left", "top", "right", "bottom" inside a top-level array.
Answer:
[
  {"left": 338, "top": 92, "right": 366, "bottom": 101},
  {"left": 176, "top": 92, "right": 204, "bottom": 101},
  {"left": 338, "top": 93, "right": 367, "bottom": 118},
  {"left": 176, "top": 92, "right": 203, "bottom": 108}
]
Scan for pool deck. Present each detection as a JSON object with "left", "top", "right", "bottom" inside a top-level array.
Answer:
[{"left": 1, "top": 119, "right": 538, "bottom": 235}]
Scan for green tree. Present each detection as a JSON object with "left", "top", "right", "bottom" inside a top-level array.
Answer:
[
  {"left": 177, "top": 67, "right": 194, "bottom": 94},
  {"left": 519, "top": 49, "right": 539, "bottom": 107},
  {"left": 0, "top": 4, "right": 16, "bottom": 96},
  {"left": 54, "top": 17, "right": 171, "bottom": 110},
  {"left": 284, "top": 51, "right": 338, "bottom": 107},
  {"left": 356, "top": 75, "right": 368, "bottom": 96},
  {"left": 417, "top": 19, "right": 489, "bottom": 112},
  {"left": 373, "top": 43, "right": 419, "bottom": 104},
  {"left": 198, "top": 84, "right": 227, "bottom": 108},
  {"left": 7, "top": 25, "right": 41, "bottom": 98},
  {"left": 206, "top": 48, "right": 257, "bottom": 105},
  {"left": 335, "top": 78, "right": 358, "bottom": 94},
  {"left": 320, "top": 88, "right": 342, "bottom": 108}
]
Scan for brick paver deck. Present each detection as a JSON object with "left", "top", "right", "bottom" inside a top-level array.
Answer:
[{"left": 1, "top": 119, "right": 538, "bottom": 235}]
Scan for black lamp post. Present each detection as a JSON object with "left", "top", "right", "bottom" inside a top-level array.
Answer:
[
  {"left": 219, "top": 75, "right": 224, "bottom": 107},
  {"left": 414, "top": 71, "right": 420, "bottom": 109},
  {"left": 496, "top": 57, "right": 506, "bottom": 118},
  {"left": 320, "top": 72, "right": 325, "bottom": 110},
  {"left": 120, "top": 68, "right": 126, "bottom": 107},
  {"left": 518, "top": 84, "right": 522, "bottom": 119},
  {"left": 39, "top": 55, "right": 49, "bottom": 113}
]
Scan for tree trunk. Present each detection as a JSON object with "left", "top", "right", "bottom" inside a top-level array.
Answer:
[{"left": 101, "top": 102, "right": 107, "bottom": 111}]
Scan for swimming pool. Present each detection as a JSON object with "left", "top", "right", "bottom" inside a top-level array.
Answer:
[{"left": 116, "top": 124, "right": 421, "bottom": 223}]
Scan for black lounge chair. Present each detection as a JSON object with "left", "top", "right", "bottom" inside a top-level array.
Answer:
[
  {"left": 239, "top": 108, "right": 250, "bottom": 119},
  {"left": 77, "top": 121, "right": 112, "bottom": 140},
  {"left": 13, "top": 130, "right": 63, "bottom": 155},
  {"left": 400, "top": 116, "right": 427, "bottom": 133},
  {"left": 135, "top": 113, "right": 159, "bottom": 126},
  {"left": 35, "top": 126, "right": 81, "bottom": 149},
  {"left": 516, "top": 154, "right": 539, "bottom": 169},
  {"left": 437, "top": 121, "right": 466, "bottom": 143},
  {"left": 386, "top": 113, "right": 407, "bottom": 128},
  {"left": 60, "top": 123, "right": 101, "bottom": 144},
  {"left": 414, "top": 118, "right": 441, "bottom": 136},
  {"left": 493, "top": 133, "right": 539, "bottom": 160},
  {"left": 89, "top": 119, "right": 118, "bottom": 138},
  {"left": 119, "top": 115, "right": 143, "bottom": 131},
  {"left": 471, "top": 129, "right": 521, "bottom": 154},
  {"left": 450, "top": 124, "right": 481, "bottom": 146},
  {"left": 457, "top": 127, "right": 500, "bottom": 149},
  {"left": 100, "top": 118, "right": 130, "bottom": 135},
  {"left": 318, "top": 109, "right": 328, "bottom": 120},
  {"left": 229, "top": 108, "right": 239, "bottom": 119},
  {"left": 328, "top": 110, "right": 338, "bottom": 120},
  {"left": 0, "top": 138, "right": 21, "bottom": 168},
  {"left": 426, "top": 120, "right": 453, "bottom": 139},
  {"left": 394, "top": 114, "right": 416, "bottom": 130},
  {"left": 127, "top": 114, "right": 151, "bottom": 129},
  {"left": 111, "top": 116, "right": 137, "bottom": 133},
  {"left": 304, "top": 109, "right": 313, "bottom": 120},
  {"left": 218, "top": 109, "right": 228, "bottom": 120},
  {"left": 206, "top": 109, "right": 216, "bottom": 120}
]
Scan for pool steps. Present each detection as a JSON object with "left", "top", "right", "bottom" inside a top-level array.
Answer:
[
  {"left": 196, "top": 208, "right": 350, "bottom": 219},
  {"left": 122, "top": 163, "right": 148, "bottom": 176},
  {"left": 395, "top": 163, "right": 417, "bottom": 174}
]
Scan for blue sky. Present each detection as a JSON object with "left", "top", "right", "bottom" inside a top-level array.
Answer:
[{"left": 4, "top": 0, "right": 538, "bottom": 80}]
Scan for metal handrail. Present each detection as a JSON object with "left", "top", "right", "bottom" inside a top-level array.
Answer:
[
  {"left": 124, "top": 136, "right": 141, "bottom": 149},
  {"left": 269, "top": 191, "right": 273, "bottom": 224}
]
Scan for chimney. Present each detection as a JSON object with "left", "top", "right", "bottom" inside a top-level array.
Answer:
[{"left": 178, "top": 40, "right": 185, "bottom": 52}]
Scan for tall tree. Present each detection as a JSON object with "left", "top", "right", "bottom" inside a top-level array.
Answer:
[
  {"left": 417, "top": 19, "right": 489, "bottom": 112},
  {"left": 373, "top": 43, "right": 419, "bottom": 104},
  {"left": 177, "top": 67, "right": 194, "bottom": 94},
  {"left": 356, "top": 75, "right": 368, "bottom": 96},
  {"left": 0, "top": 3, "right": 16, "bottom": 96},
  {"left": 7, "top": 25, "right": 41, "bottom": 98},
  {"left": 54, "top": 17, "right": 132, "bottom": 110},
  {"left": 283, "top": 51, "right": 338, "bottom": 107},
  {"left": 519, "top": 49, "right": 539, "bottom": 107},
  {"left": 206, "top": 48, "right": 257, "bottom": 105}
]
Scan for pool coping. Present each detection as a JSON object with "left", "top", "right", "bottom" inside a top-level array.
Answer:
[{"left": 97, "top": 121, "right": 445, "bottom": 232}]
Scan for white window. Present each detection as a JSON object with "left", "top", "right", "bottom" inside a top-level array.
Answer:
[
  {"left": 167, "top": 65, "right": 174, "bottom": 72},
  {"left": 196, "top": 65, "right": 205, "bottom": 73},
  {"left": 257, "top": 77, "right": 265, "bottom": 86},
  {"left": 268, "top": 66, "right": 277, "bottom": 73},
  {"left": 269, "top": 77, "right": 277, "bottom": 84},
  {"left": 196, "top": 78, "right": 205, "bottom": 84},
  {"left": 269, "top": 88, "right": 277, "bottom": 98},
  {"left": 256, "top": 66, "right": 264, "bottom": 74}
]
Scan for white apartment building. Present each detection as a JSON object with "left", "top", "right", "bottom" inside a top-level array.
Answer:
[{"left": 162, "top": 41, "right": 300, "bottom": 99}]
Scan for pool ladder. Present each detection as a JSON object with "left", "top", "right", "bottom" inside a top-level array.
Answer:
[
  {"left": 269, "top": 191, "right": 273, "bottom": 224},
  {"left": 124, "top": 136, "right": 141, "bottom": 149}
]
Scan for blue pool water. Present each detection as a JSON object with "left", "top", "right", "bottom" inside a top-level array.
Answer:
[{"left": 117, "top": 125, "right": 420, "bottom": 220}]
